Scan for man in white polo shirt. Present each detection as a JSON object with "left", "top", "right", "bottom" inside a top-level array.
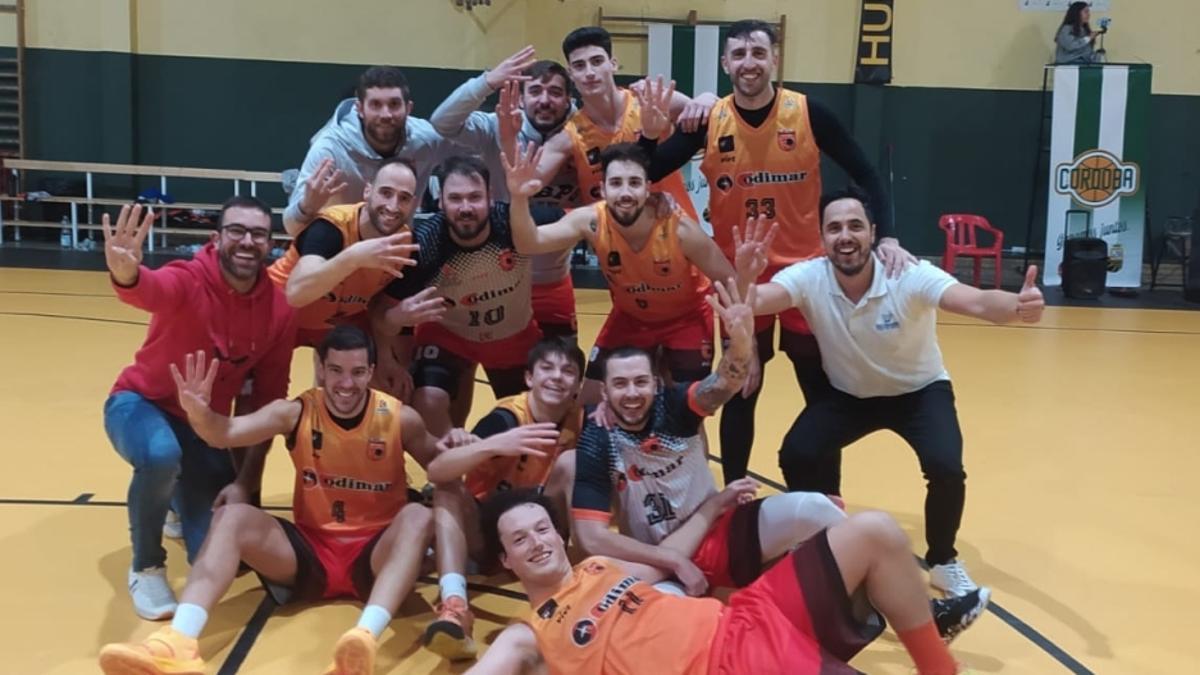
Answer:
[{"left": 737, "top": 186, "right": 1045, "bottom": 597}]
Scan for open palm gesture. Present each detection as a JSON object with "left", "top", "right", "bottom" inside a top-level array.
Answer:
[
  {"left": 102, "top": 204, "right": 154, "bottom": 285},
  {"left": 501, "top": 140, "right": 546, "bottom": 198},
  {"left": 634, "top": 75, "right": 675, "bottom": 141},
  {"left": 169, "top": 350, "right": 219, "bottom": 420}
]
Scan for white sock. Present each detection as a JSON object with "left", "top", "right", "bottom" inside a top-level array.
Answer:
[
  {"left": 438, "top": 573, "right": 468, "bottom": 603},
  {"left": 355, "top": 604, "right": 392, "bottom": 639},
  {"left": 170, "top": 603, "right": 208, "bottom": 639}
]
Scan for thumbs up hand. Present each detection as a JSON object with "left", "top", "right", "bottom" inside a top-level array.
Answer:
[{"left": 1015, "top": 265, "right": 1045, "bottom": 324}]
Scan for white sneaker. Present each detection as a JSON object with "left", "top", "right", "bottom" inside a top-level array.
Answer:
[
  {"left": 162, "top": 509, "right": 183, "bottom": 540},
  {"left": 930, "top": 559, "right": 979, "bottom": 597},
  {"left": 128, "top": 566, "right": 178, "bottom": 620}
]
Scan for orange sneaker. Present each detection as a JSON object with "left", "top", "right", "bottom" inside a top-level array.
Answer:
[
  {"left": 322, "top": 627, "right": 377, "bottom": 675},
  {"left": 98, "top": 626, "right": 204, "bottom": 675},
  {"left": 423, "top": 595, "right": 477, "bottom": 660}
]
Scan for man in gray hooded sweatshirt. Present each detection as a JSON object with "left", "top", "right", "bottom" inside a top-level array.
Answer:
[
  {"left": 284, "top": 66, "right": 462, "bottom": 236},
  {"left": 431, "top": 49, "right": 582, "bottom": 341}
]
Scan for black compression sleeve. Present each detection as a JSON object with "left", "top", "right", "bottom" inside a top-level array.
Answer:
[
  {"left": 470, "top": 410, "right": 520, "bottom": 439},
  {"left": 641, "top": 126, "right": 708, "bottom": 183},
  {"left": 807, "top": 99, "right": 895, "bottom": 239},
  {"left": 294, "top": 220, "right": 346, "bottom": 258}
]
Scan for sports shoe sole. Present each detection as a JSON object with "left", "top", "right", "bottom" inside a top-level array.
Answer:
[
  {"left": 98, "top": 647, "right": 203, "bottom": 675},
  {"left": 423, "top": 621, "right": 477, "bottom": 661},
  {"left": 332, "top": 633, "right": 375, "bottom": 675},
  {"left": 943, "top": 587, "right": 992, "bottom": 644}
]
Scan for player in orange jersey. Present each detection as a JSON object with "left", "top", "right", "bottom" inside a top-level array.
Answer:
[
  {"left": 464, "top": 489, "right": 970, "bottom": 675},
  {"left": 267, "top": 157, "right": 445, "bottom": 399},
  {"left": 637, "top": 19, "right": 919, "bottom": 486},
  {"left": 505, "top": 138, "right": 755, "bottom": 404},
  {"left": 495, "top": 26, "right": 715, "bottom": 217},
  {"left": 424, "top": 337, "right": 584, "bottom": 592},
  {"left": 98, "top": 327, "right": 453, "bottom": 675}
]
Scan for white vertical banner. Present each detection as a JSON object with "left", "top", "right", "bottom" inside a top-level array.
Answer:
[{"left": 1043, "top": 64, "right": 1150, "bottom": 289}]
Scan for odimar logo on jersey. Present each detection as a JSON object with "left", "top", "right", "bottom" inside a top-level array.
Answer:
[{"left": 1054, "top": 149, "right": 1140, "bottom": 208}]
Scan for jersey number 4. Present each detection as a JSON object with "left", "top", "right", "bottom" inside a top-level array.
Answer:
[{"left": 745, "top": 198, "right": 777, "bottom": 219}]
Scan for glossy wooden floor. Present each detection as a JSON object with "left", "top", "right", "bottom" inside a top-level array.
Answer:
[{"left": 1, "top": 266, "right": 1197, "bottom": 674}]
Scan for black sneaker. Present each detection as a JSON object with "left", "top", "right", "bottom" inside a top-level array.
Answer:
[{"left": 933, "top": 586, "right": 991, "bottom": 643}]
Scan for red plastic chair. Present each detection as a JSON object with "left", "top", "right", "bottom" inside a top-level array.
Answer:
[{"left": 938, "top": 214, "right": 1004, "bottom": 288}]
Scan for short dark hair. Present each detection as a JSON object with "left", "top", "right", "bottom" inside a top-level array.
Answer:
[
  {"left": 602, "top": 346, "right": 654, "bottom": 380},
  {"left": 357, "top": 66, "right": 410, "bottom": 102},
  {"left": 440, "top": 155, "right": 491, "bottom": 191},
  {"left": 316, "top": 325, "right": 377, "bottom": 367},
  {"left": 725, "top": 19, "right": 778, "bottom": 48},
  {"left": 562, "top": 26, "right": 612, "bottom": 59},
  {"left": 479, "top": 488, "right": 566, "bottom": 566},
  {"left": 524, "top": 60, "right": 570, "bottom": 90},
  {"left": 819, "top": 185, "right": 876, "bottom": 226},
  {"left": 377, "top": 156, "right": 418, "bottom": 180},
  {"left": 600, "top": 143, "right": 650, "bottom": 179},
  {"left": 526, "top": 336, "right": 586, "bottom": 375},
  {"left": 219, "top": 195, "right": 272, "bottom": 226}
]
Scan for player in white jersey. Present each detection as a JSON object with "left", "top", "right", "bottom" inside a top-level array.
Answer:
[
  {"left": 374, "top": 155, "right": 562, "bottom": 438},
  {"left": 569, "top": 278, "right": 990, "bottom": 641}
]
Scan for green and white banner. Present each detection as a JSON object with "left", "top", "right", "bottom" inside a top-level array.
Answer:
[
  {"left": 1043, "top": 64, "right": 1151, "bottom": 288},
  {"left": 647, "top": 23, "right": 734, "bottom": 233}
]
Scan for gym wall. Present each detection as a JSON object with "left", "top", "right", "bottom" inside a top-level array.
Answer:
[{"left": 2, "top": 0, "right": 1196, "bottom": 254}]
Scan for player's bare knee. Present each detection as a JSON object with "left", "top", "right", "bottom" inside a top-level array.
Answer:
[
  {"left": 401, "top": 502, "right": 434, "bottom": 538},
  {"left": 849, "top": 510, "right": 909, "bottom": 552}
]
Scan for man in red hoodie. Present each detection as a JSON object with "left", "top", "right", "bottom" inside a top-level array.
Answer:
[{"left": 102, "top": 199, "right": 298, "bottom": 621}]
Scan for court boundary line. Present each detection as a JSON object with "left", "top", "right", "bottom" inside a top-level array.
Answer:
[
  {"left": 706, "top": 456, "right": 1095, "bottom": 675},
  {"left": 10, "top": 490, "right": 1095, "bottom": 672}
]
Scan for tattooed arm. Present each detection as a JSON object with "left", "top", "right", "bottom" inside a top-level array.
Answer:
[{"left": 691, "top": 280, "right": 757, "bottom": 414}]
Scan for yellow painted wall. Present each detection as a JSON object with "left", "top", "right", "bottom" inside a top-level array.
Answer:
[{"left": 3, "top": 0, "right": 1197, "bottom": 94}]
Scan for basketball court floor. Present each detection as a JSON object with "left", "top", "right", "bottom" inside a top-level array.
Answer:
[{"left": 1, "top": 266, "right": 1196, "bottom": 674}]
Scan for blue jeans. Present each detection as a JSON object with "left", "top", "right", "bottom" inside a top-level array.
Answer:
[{"left": 104, "top": 391, "right": 236, "bottom": 571}]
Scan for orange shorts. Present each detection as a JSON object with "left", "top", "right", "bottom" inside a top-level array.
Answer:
[
  {"left": 531, "top": 275, "right": 578, "bottom": 337},
  {"left": 706, "top": 529, "right": 884, "bottom": 674}
]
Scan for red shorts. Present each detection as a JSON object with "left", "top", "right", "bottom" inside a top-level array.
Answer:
[
  {"left": 294, "top": 312, "right": 373, "bottom": 349},
  {"left": 706, "top": 529, "right": 884, "bottom": 674},
  {"left": 531, "top": 275, "right": 578, "bottom": 337},
  {"left": 587, "top": 304, "right": 714, "bottom": 381},
  {"left": 274, "top": 518, "right": 384, "bottom": 602},
  {"left": 413, "top": 321, "right": 542, "bottom": 370},
  {"left": 692, "top": 499, "right": 765, "bottom": 589}
]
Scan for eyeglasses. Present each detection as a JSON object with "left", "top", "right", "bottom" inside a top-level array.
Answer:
[{"left": 221, "top": 224, "right": 272, "bottom": 244}]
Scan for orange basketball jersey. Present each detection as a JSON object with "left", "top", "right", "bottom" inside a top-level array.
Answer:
[
  {"left": 699, "top": 90, "right": 823, "bottom": 267},
  {"left": 592, "top": 202, "right": 709, "bottom": 323},
  {"left": 464, "top": 393, "right": 584, "bottom": 500},
  {"left": 527, "top": 557, "right": 721, "bottom": 675},
  {"left": 563, "top": 90, "right": 699, "bottom": 220},
  {"left": 286, "top": 388, "right": 408, "bottom": 534},
  {"left": 267, "top": 203, "right": 401, "bottom": 332}
]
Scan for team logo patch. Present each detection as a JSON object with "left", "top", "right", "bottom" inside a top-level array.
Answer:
[
  {"left": 586, "top": 147, "right": 602, "bottom": 165},
  {"left": 572, "top": 619, "right": 597, "bottom": 647},
  {"left": 498, "top": 248, "right": 516, "bottom": 272},
  {"left": 718, "top": 135, "right": 735, "bottom": 153},
  {"left": 653, "top": 258, "right": 672, "bottom": 276},
  {"left": 368, "top": 439, "right": 386, "bottom": 460},
  {"left": 582, "top": 560, "right": 607, "bottom": 575},
  {"left": 606, "top": 251, "right": 622, "bottom": 273},
  {"left": 536, "top": 599, "right": 558, "bottom": 620},
  {"left": 715, "top": 174, "right": 734, "bottom": 193},
  {"left": 1054, "top": 149, "right": 1140, "bottom": 207},
  {"left": 777, "top": 129, "right": 797, "bottom": 151}
]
